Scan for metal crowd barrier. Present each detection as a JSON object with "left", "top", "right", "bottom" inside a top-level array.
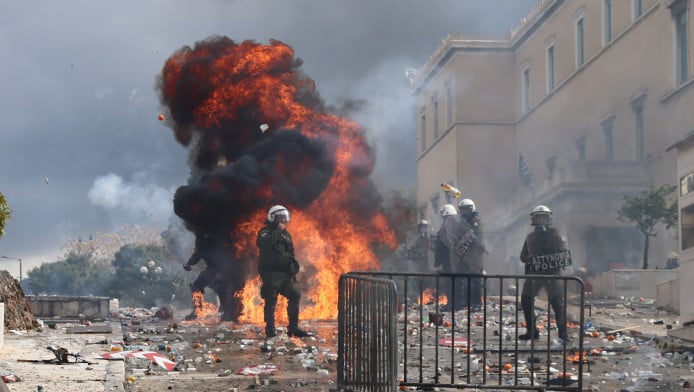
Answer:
[
  {"left": 337, "top": 273, "right": 399, "bottom": 392},
  {"left": 337, "top": 272, "right": 585, "bottom": 392}
]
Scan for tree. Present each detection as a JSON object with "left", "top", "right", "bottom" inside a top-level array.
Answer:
[
  {"left": 28, "top": 252, "right": 111, "bottom": 295},
  {"left": 105, "top": 243, "right": 187, "bottom": 308},
  {"left": 0, "top": 192, "right": 11, "bottom": 238},
  {"left": 618, "top": 185, "right": 678, "bottom": 269},
  {"left": 60, "top": 224, "right": 165, "bottom": 268},
  {"left": 26, "top": 237, "right": 190, "bottom": 308}
]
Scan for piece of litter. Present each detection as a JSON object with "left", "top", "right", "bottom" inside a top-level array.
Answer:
[
  {"left": 237, "top": 363, "right": 279, "bottom": 375},
  {"left": 99, "top": 350, "right": 177, "bottom": 371}
]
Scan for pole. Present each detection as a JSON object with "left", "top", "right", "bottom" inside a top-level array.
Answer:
[{"left": 0, "top": 256, "right": 22, "bottom": 283}]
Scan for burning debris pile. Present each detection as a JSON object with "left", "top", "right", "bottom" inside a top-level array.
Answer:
[
  {"left": 156, "top": 36, "right": 397, "bottom": 323},
  {"left": 0, "top": 270, "right": 38, "bottom": 330}
]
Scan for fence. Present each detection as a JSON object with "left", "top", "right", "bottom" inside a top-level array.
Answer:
[
  {"left": 337, "top": 273, "right": 398, "bottom": 391},
  {"left": 337, "top": 272, "right": 586, "bottom": 392}
]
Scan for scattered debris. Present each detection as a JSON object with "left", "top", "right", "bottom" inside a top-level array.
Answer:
[
  {"left": 17, "top": 346, "right": 96, "bottom": 365},
  {"left": 438, "top": 337, "right": 473, "bottom": 348},
  {"left": 99, "top": 350, "right": 177, "bottom": 371},
  {"left": 237, "top": 364, "right": 279, "bottom": 375}
]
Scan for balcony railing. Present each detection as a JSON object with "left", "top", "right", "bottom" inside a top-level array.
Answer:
[{"left": 411, "top": 0, "right": 558, "bottom": 90}]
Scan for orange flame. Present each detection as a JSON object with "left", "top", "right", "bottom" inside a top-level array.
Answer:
[
  {"left": 567, "top": 351, "right": 589, "bottom": 364},
  {"left": 184, "top": 291, "right": 220, "bottom": 325},
  {"left": 418, "top": 288, "right": 448, "bottom": 306},
  {"left": 161, "top": 38, "right": 398, "bottom": 325},
  {"left": 236, "top": 208, "right": 396, "bottom": 323}
]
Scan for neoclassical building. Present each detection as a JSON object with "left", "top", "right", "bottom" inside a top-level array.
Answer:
[{"left": 411, "top": 0, "right": 694, "bottom": 275}]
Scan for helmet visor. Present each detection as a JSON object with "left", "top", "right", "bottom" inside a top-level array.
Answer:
[
  {"left": 460, "top": 206, "right": 474, "bottom": 214},
  {"left": 273, "top": 212, "right": 289, "bottom": 223}
]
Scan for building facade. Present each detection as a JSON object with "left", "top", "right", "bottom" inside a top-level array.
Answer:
[
  {"left": 412, "top": 0, "right": 694, "bottom": 276},
  {"left": 666, "top": 131, "right": 694, "bottom": 324}
]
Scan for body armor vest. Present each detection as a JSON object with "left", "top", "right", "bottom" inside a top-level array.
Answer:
[{"left": 525, "top": 227, "right": 571, "bottom": 274}]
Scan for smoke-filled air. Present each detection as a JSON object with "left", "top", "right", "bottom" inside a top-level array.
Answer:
[{"left": 156, "top": 36, "right": 397, "bottom": 323}]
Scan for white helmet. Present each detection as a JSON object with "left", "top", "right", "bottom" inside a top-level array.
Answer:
[
  {"left": 418, "top": 219, "right": 429, "bottom": 226},
  {"left": 530, "top": 205, "right": 552, "bottom": 225},
  {"left": 458, "top": 198, "right": 476, "bottom": 212},
  {"left": 267, "top": 205, "right": 290, "bottom": 223},
  {"left": 439, "top": 204, "right": 458, "bottom": 217}
]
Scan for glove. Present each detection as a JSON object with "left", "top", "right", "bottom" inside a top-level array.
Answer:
[
  {"left": 183, "top": 263, "right": 192, "bottom": 271},
  {"left": 289, "top": 258, "right": 300, "bottom": 276}
]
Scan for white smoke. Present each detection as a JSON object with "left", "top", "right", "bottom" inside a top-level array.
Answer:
[
  {"left": 348, "top": 56, "right": 418, "bottom": 192},
  {"left": 87, "top": 172, "right": 173, "bottom": 227}
]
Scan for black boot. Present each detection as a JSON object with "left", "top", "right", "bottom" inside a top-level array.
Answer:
[
  {"left": 265, "top": 325, "right": 276, "bottom": 338},
  {"left": 550, "top": 296, "right": 568, "bottom": 342},
  {"left": 287, "top": 326, "right": 310, "bottom": 338},
  {"left": 220, "top": 312, "right": 238, "bottom": 323},
  {"left": 263, "top": 296, "right": 277, "bottom": 338},
  {"left": 520, "top": 295, "right": 538, "bottom": 340},
  {"left": 518, "top": 329, "right": 540, "bottom": 340},
  {"left": 287, "top": 297, "right": 310, "bottom": 337}
]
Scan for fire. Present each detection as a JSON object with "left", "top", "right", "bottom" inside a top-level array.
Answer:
[
  {"left": 159, "top": 37, "right": 398, "bottom": 325},
  {"left": 235, "top": 208, "right": 395, "bottom": 323},
  {"left": 184, "top": 291, "right": 220, "bottom": 325},
  {"left": 418, "top": 288, "right": 448, "bottom": 306},
  {"left": 566, "top": 351, "right": 589, "bottom": 364}
]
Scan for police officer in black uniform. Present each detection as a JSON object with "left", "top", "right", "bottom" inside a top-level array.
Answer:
[
  {"left": 456, "top": 198, "right": 485, "bottom": 309},
  {"left": 519, "top": 205, "right": 571, "bottom": 342},
  {"left": 256, "top": 205, "right": 309, "bottom": 338},
  {"left": 435, "top": 204, "right": 465, "bottom": 310},
  {"left": 183, "top": 231, "right": 218, "bottom": 321},
  {"left": 408, "top": 220, "right": 432, "bottom": 270}
]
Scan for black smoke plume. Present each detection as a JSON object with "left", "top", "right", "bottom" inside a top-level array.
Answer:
[{"left": 156, "top": 36, "right": 386, "bottom": 321}]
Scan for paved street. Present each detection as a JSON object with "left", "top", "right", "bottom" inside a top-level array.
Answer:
[{"left": 0, "top": 296, "right": 693, "bottom": 391}]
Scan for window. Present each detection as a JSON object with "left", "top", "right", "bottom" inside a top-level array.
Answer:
[
  {"left": 431, "top": 194, "right": 440, "bottom": 219},
  {"left": 432, "top": 94, "right": 439, "bottom": 140},
  {"left": 680, "top": 172, "right": 694, "bottom": 196},
  {"left": 545, "top": 155, "right": 557, "bottom": 178},
  {"left": 603, "top": 0, "right": 612, "bottom": 45},
  {"left": 546, "top": 43, "right": 555, "bottom": 92},
  {"left": 633, "top": 0, "right": 643, "bottom": 20},
  {"left": 575, "top": 135, "right": 587, "bottom": 160},
  {"left": 420, "top": 110, "right": 427, "bottom": 152},
  {"left": 518, "top": 154, "right": 531, "bottom": 185},
  {"left": 602, "top": 117, "right": 614, "bottom": 160},
  {"left": 681, "top": 204, "right": 694, "bottom": 250},
  {"left": 576, "top": 16, "right": 585, "bottom": 67},
  {"left": 522, "top": 65, "right": 530, "bottom": 113},
  {"left": 632, "top": 98, "right": 645, "bottom": 160},
  {"left": 673, "top": 2, "right": 689, "bottom": 85},
  {"left": 445, "top": 83, "right": 453, "bottom": 127},
  {"left": 419, "top": 205, "right": 427, "bottom": 222}
]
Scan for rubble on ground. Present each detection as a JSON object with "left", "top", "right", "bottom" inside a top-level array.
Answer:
[
  {"left": 1, "top": 294, "right": 693, "bottom": 391},
  {"left": 0, "top": 270, "right": 38, "bottom": 331},
  {"left": 112, "top": 309, "right": 336, "bottom": 390}
]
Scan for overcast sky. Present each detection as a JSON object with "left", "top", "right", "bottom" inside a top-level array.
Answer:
[{"left": 0, "top": 0, "right": 537, "bottom": 276}]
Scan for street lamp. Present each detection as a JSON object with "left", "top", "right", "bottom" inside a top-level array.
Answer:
[{"left": 0, "top": 256, "right": 22, "bottom": 283}]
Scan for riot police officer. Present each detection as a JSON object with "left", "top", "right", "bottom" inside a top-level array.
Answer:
[
  {"left": 256, "top": 205, "right": 309, "bottom": 338},
  {"left": 434, "top": 204, "right": 464, "bottom": 310},
  {"left": 456, "top": 198, "right": 485, "bottom": 309},
  {"left": 408, "top": 220, "right": 432, "bottom": 271},
  {"left": 519, "top": 205, "right": 571, "bottom": 342},
  {"left": 183, "top": 231, "right": 218, "bottom": 321}
]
